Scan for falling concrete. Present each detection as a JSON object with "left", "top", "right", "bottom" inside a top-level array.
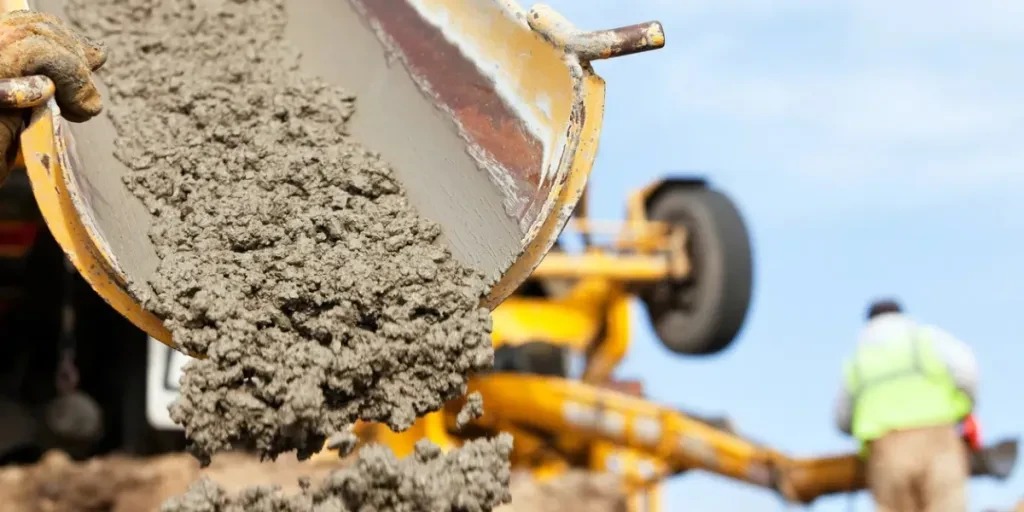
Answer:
[
  {"left": 457, "top": 392, "right": 485, "bottom": 430},
  {"left": 161, "top": 435, "right": 514, "bottom": 512},
  {"left": 64, "top": 0, "right": 495, "bottom": 465}
]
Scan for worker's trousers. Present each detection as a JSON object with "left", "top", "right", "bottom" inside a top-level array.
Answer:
[{"left": 866, "top": 424, "right": 968, "bottom": 512}]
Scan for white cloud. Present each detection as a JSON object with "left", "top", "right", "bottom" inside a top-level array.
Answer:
[
  {"left": 540, "top": 0, "right": 1024, "bottom": 222},
  {"left": 649, "top": 0, "right": 1024, "bottom": 213},
  {"left": 842, "top": 0, "right": 1024, "bottom": 45}
]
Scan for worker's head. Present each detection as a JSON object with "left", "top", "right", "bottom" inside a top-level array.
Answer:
[{"left": 866, "top": 299, "right": 902, "bottom": 320}]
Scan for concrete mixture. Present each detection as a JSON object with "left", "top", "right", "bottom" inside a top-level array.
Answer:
[
  {"left": 48, "top": 0, "right": 519, "bottom": 508},
  {"left": 162, "top": 436, "right": 513, "bottom": 512},
  {"left": 64, "top": 0, "right": 495, "bottom": 466}
]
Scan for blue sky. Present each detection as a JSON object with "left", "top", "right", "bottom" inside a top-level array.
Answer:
[{"left": 542, "top": 1, "right": 1024, "bottom": 510}]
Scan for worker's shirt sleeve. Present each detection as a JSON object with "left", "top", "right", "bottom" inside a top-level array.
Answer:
[
  {"left": 925, "top": 325, "right": 979, "bottom": 404},
  {"left": 831, "top": 360, "right": 856, "bottom": 436},
  {"left": 834, "top": 384, "right": 853, "bottom": 435}
]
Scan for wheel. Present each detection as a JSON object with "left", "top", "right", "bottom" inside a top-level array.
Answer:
[{"left": 637, "top": 185, "right": 753, "bottom": 355}]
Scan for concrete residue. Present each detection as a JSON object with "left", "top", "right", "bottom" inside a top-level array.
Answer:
[
  {"left": 161, "top": 435, "right": 514, "bottom": 512},
  {"left": 324, "top": 430, "right": 359, "bottom": 458},
  {"left": 64, "top": 0, "right": 494, "bottom": 465},
  {"left": 457, "top": 392, "right": 485, "bottom": 430}
]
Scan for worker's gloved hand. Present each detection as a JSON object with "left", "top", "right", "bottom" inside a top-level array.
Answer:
[{"left": 0, "top": 10, "right": 106, "bottom": 184}]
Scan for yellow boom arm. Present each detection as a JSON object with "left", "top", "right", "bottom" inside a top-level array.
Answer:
[
  {"left": 465, "top": 374, "right": 790, "bottom": 490},
  {"left": 321, "top": 372, "right": 1017, "bottom": 510}
]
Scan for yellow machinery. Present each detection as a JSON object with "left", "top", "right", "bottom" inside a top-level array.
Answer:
[
  {"left": 324, "top": 179, "right": 1018, "bottom": 510},
  {"left": 336, "top": 176, "right": 766, "bottom": 509}
]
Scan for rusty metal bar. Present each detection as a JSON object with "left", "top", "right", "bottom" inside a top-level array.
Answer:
[
  {"left": 0, "top": 75, "right": 54, "bottom": 109},
  {"left": 527, "top": 4, "right": 665, "bottom": 61}
]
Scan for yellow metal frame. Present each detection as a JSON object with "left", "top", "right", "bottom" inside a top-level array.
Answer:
[
  {"left": 483, "top": 3, "right": 667, "bottom": 306},
  {"left": 530, "top": 207, "right": 691, "bottom": 283},
  {"left": 325, "top": 374, "right": 793, "bottom": 512},
  {"left": 480, "top": 59, "right": 605, "bottom": 306},
  {"left": 338, "top": 373, "right": 1018, "bottom": 509}
]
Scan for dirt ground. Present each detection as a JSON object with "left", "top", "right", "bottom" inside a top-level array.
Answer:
[
  {"left": 499, "top": 471, "right": 629, "bottom": 512},
  {"left": 0, "top": 450, "right": 625, "bottom": 512}
]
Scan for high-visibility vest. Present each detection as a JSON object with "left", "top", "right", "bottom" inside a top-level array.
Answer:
[{"left": 844, "top": 331, "right": 972, "bottom": 443}]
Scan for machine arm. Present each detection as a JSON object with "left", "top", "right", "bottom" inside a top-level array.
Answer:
[
  {"left": 324, "top": 374, "right": 1017, "bottom": 509},
  {"left": 460, "top": 374, "right": 1019, "bottom": 504},
  {"left": 781, "top": 438, "right": 1019, "bottom": 504},
  {"left": 464, "top": 373, "right": 794, "bottom": 494}
]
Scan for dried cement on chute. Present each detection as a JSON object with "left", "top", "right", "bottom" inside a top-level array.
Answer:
[{"left": 63, "top": 0, "right": 497, "bottom": 470}]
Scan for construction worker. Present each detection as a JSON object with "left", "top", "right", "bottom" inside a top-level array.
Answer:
[
  {"left": 834, "top": 298, "right": 978, "bottom": 512},
  {"left": 0, "top": 9, "right": 106, "bottom": 183}
]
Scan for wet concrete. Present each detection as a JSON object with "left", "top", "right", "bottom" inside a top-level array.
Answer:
[
  {"left": 64, "top": 0, "right": 495, "bottom": 466},
  {"left": 161, "top": 435, "right": 513, "bottom": 512},
  {"left": 457, "top": 392, "right": 485, "bottom": 430}
]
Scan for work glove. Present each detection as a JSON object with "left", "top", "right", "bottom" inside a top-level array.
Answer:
[{"left": 0, "top": 10, "right": 106, "bottom": 185}]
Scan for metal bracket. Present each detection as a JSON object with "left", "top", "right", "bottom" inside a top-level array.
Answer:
[{"left": 527, "top": 4, "right": 665, "bottom": 61}]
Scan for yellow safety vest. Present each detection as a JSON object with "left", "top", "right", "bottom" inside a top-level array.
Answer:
[{"left": 844, "top": 332, "right": 972, "bottom": 444}]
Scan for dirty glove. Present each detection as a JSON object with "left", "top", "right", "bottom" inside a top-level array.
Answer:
[{"left": 0, "top": 10, "right": 106, "bottom": 184}]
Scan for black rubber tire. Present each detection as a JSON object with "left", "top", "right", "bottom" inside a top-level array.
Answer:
[{"left": 637, "top": 186, "right": 754, "bottom": 355}]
